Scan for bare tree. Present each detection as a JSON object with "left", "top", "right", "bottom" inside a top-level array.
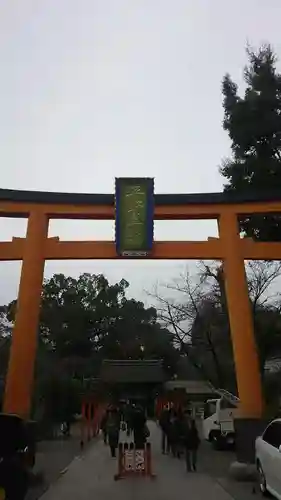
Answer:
[
  {"left": 148, "top": 265, "right": 228, "bottom": 388},
  {"left": 148, "top": 260, "right": 281, "bottom": 391},
  {"left": 246, "top": 261, "right": 281, "bottom": 310},
  {"left": 198, "top": 260, "right": 281, "bottom": 308}
]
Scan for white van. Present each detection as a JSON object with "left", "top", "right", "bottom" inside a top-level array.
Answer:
[{"left": 202, "top": 390, "right": 239, "bottom": 449}]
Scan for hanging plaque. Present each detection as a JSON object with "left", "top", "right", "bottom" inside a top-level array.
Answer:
[{"left": 115, "top": 178, "right": 154, "bottom": 257}]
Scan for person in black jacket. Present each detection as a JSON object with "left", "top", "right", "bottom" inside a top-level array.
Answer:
[
  {"left": 132, "top": 405, "right": 147, "bottom": 449},
  {"left": 173, "top": 409, "right": 185, "bottom": 458},
  {"left": 169, "top": 409, "right": 182, "bottom": 458},
  {"left": 124, "top": 402, "right": 133, "bottom": 436},
  {"left": 100, "top": 408, "right": 109, "bottom": 445},
  {"left": 159, "top": 406, "right": 171, "bottom": 454},
  {"left": 183, "top": 418, "right": 200, "bottom": 472},
  {"left": 106, "top": 407, "right": 120, "bottom": 457}
]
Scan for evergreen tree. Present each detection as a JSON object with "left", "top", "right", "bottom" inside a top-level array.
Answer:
[{"left": 220, "top": 44, "right": 281, "bottom": 240}]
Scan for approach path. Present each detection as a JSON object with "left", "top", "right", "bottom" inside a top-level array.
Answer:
[{"left": 40, "top": 421, "right": 238, "bottom": 500}]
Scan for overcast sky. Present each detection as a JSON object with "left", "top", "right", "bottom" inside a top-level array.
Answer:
[{"left": 0, "top": 0, "right": 280, "bottom": 306}]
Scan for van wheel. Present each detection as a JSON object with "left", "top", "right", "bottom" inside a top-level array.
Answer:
[
  {"left": 208, "top": 431, "right": 215, "bottom": 442},
  {"left": 257, "top": 462, "right": 268, "bottom": 496},
  {"left": 211, "top": 433, "right": 225, "bottom": 451},
  {"left": 212, "top": 437, "right": 223, "bottom": 450}
]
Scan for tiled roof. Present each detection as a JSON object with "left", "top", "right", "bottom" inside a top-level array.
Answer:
[
  {"left": 100, "top": 359, "right": 166, "bottom": 383},
  {"left": 164, "top": 380, "right": 215, "bottom": 395}
]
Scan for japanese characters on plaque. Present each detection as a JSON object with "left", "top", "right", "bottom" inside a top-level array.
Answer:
[{"left": 115, "top": 178, "right": 154, "bottom": 257}]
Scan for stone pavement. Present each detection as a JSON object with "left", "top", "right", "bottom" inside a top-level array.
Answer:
[{"left": 40, "top": 422, "right": 236, "bottom": 500}]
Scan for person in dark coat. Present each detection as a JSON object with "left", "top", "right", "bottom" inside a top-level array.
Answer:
[
  {"left": 100, "top": 409, "right": 109, "bottom": 445},
  {"left": 168, "top": 409, "right": 178, "bottom": 457},
  {"left": 172, "top": 409, "right": 185, "bottom": 458},
  {"left": 183, "top": 418, "right": 200, "bottom": 472},
  {"left": 124, "top": 402, "right": 133, "bottom": 436},
  {"left": 131, "top": 405, "right": 147, "bottom": 449},
  {"left": 159, "top": 405, "right": 171, "bottom": 454},
  {"left": 106, "top": 408, "right": 120, "bottom": 457}
]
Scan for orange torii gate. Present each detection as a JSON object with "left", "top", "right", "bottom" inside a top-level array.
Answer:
[{"left": 0, "top": 186, "right": 281, "bottom": 424}]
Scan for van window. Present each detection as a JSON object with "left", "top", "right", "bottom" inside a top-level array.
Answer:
[
  {"left": 220, "top": 398, "right": 236, "bottom": 410},
  {"left": 262, "top": 422, "right": 281, "bottom": 448},
  {"left": 204, "top": 401, "right": 217, "bottom": 418}
]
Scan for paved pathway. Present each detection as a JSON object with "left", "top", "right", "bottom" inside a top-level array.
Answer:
[{"left": 40, "top": 422, "right": 236, "bottom": 500}]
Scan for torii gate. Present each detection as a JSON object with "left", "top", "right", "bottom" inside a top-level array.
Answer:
[{"left": 0, "top": 185, "right": 280, "bottom": 422}]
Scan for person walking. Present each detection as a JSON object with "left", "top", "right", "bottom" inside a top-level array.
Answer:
[
  {"left": 131, "top": 404, "right": 147, "bottom": 449},
  {"left": 183, "top": 417, "right": 200, "bottom": 472},
  {"left": 100, "top": 408, "right": 109, "bottom": 445},
  {"left": 106, "top": 407, "right": 120, "bottom": 458},
  {"left": 124, "top": 402, "right": 133, "bottom": 436},
  {"left": 169, "top": 408, "right": 179, "bottom": 457},
  {"left": 173, "top": 409, "right": 185, "bottom": 459},
  {"left": 159, "top": 405, "right": 171, "bottom": 454}
]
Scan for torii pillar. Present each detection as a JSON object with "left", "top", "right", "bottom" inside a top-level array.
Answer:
[
  {"left": 3, "top": 211, "right": 48, "bottom": 419},
  {"left": 219, "top": 212, "right": 264, "bottom": 463}
]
